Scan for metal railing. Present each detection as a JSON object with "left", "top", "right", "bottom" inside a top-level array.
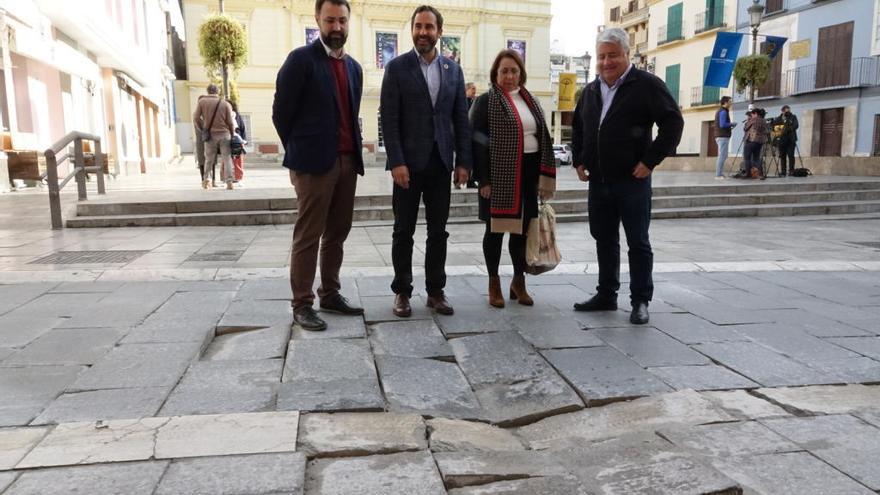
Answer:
[
  {"left": 783, "top": 57, "right": 880, "bottom": 95},
  {"left": 690, "top": 86, "right": 721, "bottom": 107},
  {"left": 44, "top": 132, "right": 106, "bottom": 229},
  {"left": 621, "top": 5, "right": 649, "bottom": 26},
  {"left": 658, "top": 22, "right": 687, "bottom": 46},
  {"left": 694, "top": 6, "right": 726, "bottom": 34}
]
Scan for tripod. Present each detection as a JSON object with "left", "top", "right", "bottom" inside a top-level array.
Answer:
[
  {"left": 763, "top": 139, "right": 781, "bottom": 177},
  {"left": 727, "top": 134, "right": 746, "bottom": 177}
]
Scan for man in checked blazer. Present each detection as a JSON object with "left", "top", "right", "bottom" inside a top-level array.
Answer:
[
  {"left": 272, "top": 0, "right": 364, "bottom": 332},
  {"left": 380, "top": 4, "right": 472, "bottom": 318}
]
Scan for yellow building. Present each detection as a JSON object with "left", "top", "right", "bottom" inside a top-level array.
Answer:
[{"left": 179, "top": 0, "right": 553, "bottom": 155}]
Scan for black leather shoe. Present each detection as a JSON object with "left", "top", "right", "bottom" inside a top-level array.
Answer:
[
  {"left": 630, "top": 301, "right": 649, "bottom": 325},
  {"left": 426, "top": 293, "right": 454, "bottom": 315},
  {"left": 320, "top": 294, "right": 364, "bottom": 315},
  {"left": 293, "top": 306, "right": 327, "bottom": 331},
  {"left": 393, "top": 294, "right": 411, "bottom": 318},
  {"left": 573, "top": 294, "right": 618, "bottom": 312}
]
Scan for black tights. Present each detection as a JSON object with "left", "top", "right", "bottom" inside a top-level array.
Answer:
[{"left": 483, "top": 222, "right": 527, "bottom": 276}]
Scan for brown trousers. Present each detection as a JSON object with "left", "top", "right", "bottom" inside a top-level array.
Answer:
[{"left": 290, "top": 154, "right": 357, "bottom": 309}]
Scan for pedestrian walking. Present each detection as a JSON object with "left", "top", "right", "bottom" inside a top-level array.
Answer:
[
  {"left": 571, "top": 27, "right": 683, "bottom": 325},
  {"left": 230, "top": 100, "right": 246, "bottom": 182},
  {"left": 193, "top": 84, "right": 235, "bottom": 190},
  {"left": 193, "top": 94, "right": 217, "bottom": 186},
  {"left": 380, "top": 4, "right": 472, "bottom": 317},
  {"left": 272, "top": 0, "right": 365, "bottom": 331},
  {"left": 469, "top": 49, "right": 555, "bottom": 308}
]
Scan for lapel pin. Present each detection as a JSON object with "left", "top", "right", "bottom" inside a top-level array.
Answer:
[{"left": 443, "top": 64, "right": 449, "bottom": 70}]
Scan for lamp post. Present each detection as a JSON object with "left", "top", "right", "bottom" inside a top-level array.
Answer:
[{"left": 747, "top": 0, "right": 765, "bottom": 103}]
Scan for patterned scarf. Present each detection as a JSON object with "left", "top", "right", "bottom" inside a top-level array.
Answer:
[{"left": 488, "top": 85, "right": 556, "bottom": 234}]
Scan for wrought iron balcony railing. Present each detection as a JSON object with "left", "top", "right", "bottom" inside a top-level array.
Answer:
[
  {"left": 658, "top": 22, "right": 687, "bottom": 46},
  {"left": 694, "top": 6, "right": 726, "bottom": 34}
]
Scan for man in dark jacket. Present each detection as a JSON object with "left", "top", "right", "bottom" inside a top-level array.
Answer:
[
  {"left": 272, "top": 0, "right": 365, "bottom": 332},
  {"left": 571, "top": 27, "right": 683, "bottom": 325},
  {"left": 774, "top": 105, "right": 798, "bottom": 176},
  {"left": 714, "top": 96, "right": 736, "bottom": 178}
]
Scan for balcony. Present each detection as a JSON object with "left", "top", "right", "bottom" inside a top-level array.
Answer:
[
  {"left": 694, "top": 6, "right": 726, "bottom": 34},
  {"left": 657, "top": 22, "right": 687, "bottom": 46},
  {"left": 690, "top": 86, "right": 721, "bottom": 107},
  {"left": 621, "top": 6, "right": 649, "bottom": 28},
  {"left": 783, "top": 57, "right": 880, "bottom": 95}
]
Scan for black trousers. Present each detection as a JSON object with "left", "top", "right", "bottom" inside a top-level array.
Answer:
[
  {"left": 483, "top": 222, "right": 528, "bottom": 277},
  {"left": 588, "top": 177, "right": 653, "bottom": 304},
  {"left": 778, "top": 140, "right": 796, "bottom": 175},
  {"left": 391, "top": 150, "right": 451, "bottom": 298}
]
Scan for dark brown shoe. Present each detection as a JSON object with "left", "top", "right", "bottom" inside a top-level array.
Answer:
[
  {"left": 393, "top": 294, "right": 411, "bottom": 318},
  {"left": 426, "top": 293, "right": 454, "bottom": 315},
  {"left": 320, "top": 293, "right": 364, "bottom": 315},
  {"left": 293, "top": 306, "right": 327, "bottom": 331},
  {"left": 509, "top": 274, "right": 533, "bottom": 306},
  {"left": 488, "top": 275, "right": 505, "bottom": 308}
]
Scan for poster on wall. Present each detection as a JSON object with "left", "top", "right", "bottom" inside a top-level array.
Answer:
[
  {"left": 376, "top": 33, "right": 398, "bottom": 69},
  {"left": 441, "top": 36, "right": 461, "bottom": 64},
  {"left": 507, "top": 39, "right": 526, "bottom": 64},
  {"left": 305, "top": 27, "right": 320, "bottom": 45}
]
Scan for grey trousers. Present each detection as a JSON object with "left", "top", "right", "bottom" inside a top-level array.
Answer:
[{"left": 204, "top": 138, "right": 233, "bottom": 184}]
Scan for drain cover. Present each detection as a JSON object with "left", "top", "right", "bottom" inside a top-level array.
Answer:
[
  {"left": 29, "top": 250, "right": 149, "bottom": 264},
  {"left": 186, "top": 250, "right": 245, "bottom": 262}
]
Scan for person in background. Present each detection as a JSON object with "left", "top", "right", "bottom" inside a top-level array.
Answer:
[
  {"left": 463, "top": 82, "right": 479, "bottom": 189},
  {"left": 713, "top": 96, "right": 736, "bottom": 179},
  {"left": 230, "top": 100, "right": 246, "bottom": 183},
  {"left": 774, "top": 105, "right": 799, "bottom": 177},
  {"left": 743, "top": 107, "right": 768, "bottom": 180},
  {"left": 193, "top": 83, "right": 235, "bottom": 190}
]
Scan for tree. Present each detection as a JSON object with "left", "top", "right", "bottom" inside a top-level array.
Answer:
[
  {"left": 733, "top": 54, "right": 771, "bottom": 103},
  {"left": 197, "top": 14, "right": 248, "bottom": 100}
]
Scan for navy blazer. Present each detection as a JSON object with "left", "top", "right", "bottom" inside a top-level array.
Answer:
[
  {"left": 272, "top": 40, "right": 364, "bottom": 175},
  {"left": 380, "top": 49, "right": 472, "bottom": 173}
]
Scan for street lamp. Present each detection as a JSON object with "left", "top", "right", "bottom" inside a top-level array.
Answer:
[{"left": 747, "top": 0, "right": 765, "bottom": 102}]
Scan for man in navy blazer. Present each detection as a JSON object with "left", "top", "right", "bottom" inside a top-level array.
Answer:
[
  {"left": 272, "top": 0, "right": 364, "bottom": 332},
  {"left": 380, "top": 5, "right": 472, "bottom": 318}
]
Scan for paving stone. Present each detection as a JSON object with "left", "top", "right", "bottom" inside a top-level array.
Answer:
[
  {"left": 694, "top": 341, "right": 841, "bottom": 387},
  {"left": 574, "top": 309, "right": 643, "bottom": 329},
  {"left": 658, "top": 421, "right": 800, "bottom": 458},
  {"left": 370, "top": 320, "right": 454, "bottom": 358},
  {"left": 202, "top": 326, "right": 290, "bottom": 361},
  {"left": 518, "top": 390, "right": 736, "bottom": 450},
  {"left": 700, "top": 390, "right": 791, "bottom": 420},
  {"left": 235, "top": 278, "right": 293, "bottom": 300},
  {"left": 827, "top": 336, "right": 880, "bottom": 360},
  {"left": 0, "top": 283, "right": 56, "bottom": 315},
  {"left": 217, "top": 299, "right": 292, "bottom": 330},
  {"left": 3, "top": 460, "right": 168, "bottom": 495},
  {"left": 12, "top": 293, "right": 105, "bottom": 318},
  {"left": 3, "top": 328, "right": 125, "bottom": 366},
  {"left": 511, "top": 312, "right": 605, "bottom": 349},
  {"left": 435, "top": 304, "right": 514, "bottom": 337},
  {"left": 854, "top": 409, "right": 880, "bottom": 428},
  {"left": 278, "top": 339, "right": 383, "bottom": 412},
  {"left": 292, "top": 311, "right": 366, "bottom": 340},
  {"left": 648, "top": 313, "right": 751, "bottom": 345},
  {"left": 305, "top": 451, "right": 446, "bottom": 495},
  {"left": 0, "top": 366, "right": 86, "bottom": 427},
  {"left": 542, "top": 347, "right": 672, "bottom": 404},
  {"left": 0, "top": 472, "right": 16, "bottom": 492},
  {"left": 756, "top": 384, "right": 880, "bottom": 414},
  {"left": 159, "top": 360, "right": 281, "bottom": 416},
  {"left": 32, "top": 387, "right": 169, "bottom": 425},
  {"left": 376, "top": 356, "right": 481, "bottom": 418},
  {"left": 748, "top": 309, "right": 873, "bottom": 338},
  {"left": 0, "top": 348, "right": 12, "bottom": 361},
  {"left": 447, "top": 475, "right": 592, "bottom": 494},
  {"left": 174, "top": 280, "right": 243, "bottom": 292},
  {"left": 154, "top": 411, "right": 299, "bottom": 459},
  {"left": 594, "top": 327, "right": 710, "bottom": 367},
  {"left": 121, "top": 320, "right": 217, "bottom": 344},
  {"left": 711, "top": 452, "right": 874, "bottom": 495},
  {"left": 434, "top": 451, "right": 571, "bottom": 488},
  {"left": 702, "top": 288, "right": 793, "bottom": 310},
  {"left": 808, "top": 357, "right": 880, "bottom": 383},
  {"left": 0, "top": 315, "right": 63, "bottom": 348},
  {"left": 17, "top": 417, "right": 169, "bottom": 468},
  {"left": 155, "top": 452, "right": 306, "bottom": 495},
  {"left": 733, "top": 324, "right": 860, "bottom": 362},
  {"left": 0, "top": 426, "right": 50, "bottom": 470},
  {"left": 649, "top": 364, "right": 760, "bottom": 391},
  {"left": 427, "top": 418, "right": 525, "bottom": 452},
  {"left": 675, "top": 302, "right": 778, "bottom": 326},
  {"left": 360, "top": 294, "right": 433, "bottom": 324},
  {"left": 298, "top": 412, "right": 426, "bottom": 457},
  {"left": 69, "top": 342, "right": 200, "bottom": 391},
  {"left": 762, "top": 415, "right": 880, "bottom": 490}
]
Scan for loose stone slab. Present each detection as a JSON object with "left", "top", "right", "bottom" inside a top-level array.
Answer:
[
  {"left": 32, "top": 387, "right": 170, "bottom": 425},
  {"left": 593, "top": 327, "right": 710, "bottom": 367},
  {"left": 305, "top": 451, "right": 446, "bottom": 495},
  {"left": 217, "top": 299, "right": 293, "bottom": 330},
  {"left": 0, "top": 427, "right": 50, "bottom": 470},
  {"left": 762, "top": 415, "right": 880, "bottom": 490},
  {"left": 155, "top": 452, "right": 306, "bottom": 495},
  {"left": 756, "top": 384, "right": 880, "bottom": 414},
  {"left": 711, "top": 452, "right": 874, "bottom": 495},
  {"left": 542, "top": 347, "right": 672, "bottom": 404},
  {"left": 434, "top": 451, "right": 571, "bottom": 488},
  {"left": 447, "top": 475, "right": 592, "bottom": 495},
  {"left": 360, "top": 295, "right": 433, "bottom": 323},
  {"left": 235, "top": 278, "right": 293, "bottom": 301},
  {"left": 658, "top": 420, "right": 800, "bottom": 458},
  {"left": 435, "top": 304, "right": 513, "bottom": 337},
  {"left": 700, "top": 390, "right": 791, "bottom": 420},
  {"left": 292, "top": 311, "right": 366, "bottom": 340},
  {"left": 512, "top": 312, "right": 605, "bottom": 349},
  {"left": 370, "top": 320, "right": 453, "bottom": 359},
  {"left": 4, "top": 328, "right": 125, "bottom": 366},
  {"left": 298, "top": 412, "right": 426, "bottom": 457},
  {"left": 121, "top": 320, "right": 216, "bottom": 345},
  {"left": 0, "top": 365, "right": 86, "bottom": 427},
  {"left": 69, "top": 342, "right": 201, "bottom": 391},
  {"left": 377, "top": 356, "right": 481, "bottom": 418},
  {"left": 694, "top": 341, "right": 840, "bottom": 387},
  {"left": 427, "top": 418, "right": 524, "bottom": 452},
  {"left": 155, "top": 411, "right": 299, "bottom": 459},
  {"left": 3, "top": 460, "right": 168, "bottom": 495},
  {"left": 649, "top": 364, "right": 759, "bottom": 391},
  {"left": 201, "top": 326, "right": 290, "bottom": 361},
  {"left": 159, "top": 360, "right": 281, "bottom": 416},
  {"left": 17, "top": 417, "right": 169, "bottom": 468},
  {"left": 648, "top": 313, "right": 750, "bottom": 345},
  {"left": 518, "top": 390, "right": 736, "bottom": 451}
]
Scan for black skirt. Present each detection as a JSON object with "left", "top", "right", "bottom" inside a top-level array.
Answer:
[{"left": 478, "top": 151, "right": 540, "bottom": 228}]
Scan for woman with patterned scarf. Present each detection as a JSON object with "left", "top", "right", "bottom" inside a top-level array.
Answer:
[{"left": 469, "top": 49, "right": 556, "bottom": 308}]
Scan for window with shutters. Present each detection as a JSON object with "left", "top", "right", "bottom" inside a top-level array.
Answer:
[
  {"left": 816, "top": 21, "right": 854, "bottom": 89},
  {"left": 610, "top": 7, "right": 620, "bottom": 22},
  {"left": 757, "top": 41, "right": 783, "bottom": 97},
  {"left": 667, "top": 4, "right": 683, "bottom": 41},
  {"left": 702, "top": 57, "right": 719, "bottom": 104},
  {"left": 765, "top": 0, "right": 785, "bottom": 14},
  {"left": 665, "top": 64, "right": 681, "bottom": 105}
]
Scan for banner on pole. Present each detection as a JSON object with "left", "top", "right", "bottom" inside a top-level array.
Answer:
[
  {"left": 762, "top": 35, "right": 787, "bottom": 59},
  {"left": 704, "top": 32, "right": 744, "bottom": 88},
  {"left": 557, "top": 73, "right": 578, "bottom": 111}
]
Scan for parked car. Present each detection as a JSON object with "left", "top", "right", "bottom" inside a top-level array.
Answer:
[{"left": 553, "top": 144, "right": 572, "bottom": 165}]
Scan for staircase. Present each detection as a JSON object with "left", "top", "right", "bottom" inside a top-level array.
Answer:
[{"left": 66, "top": 178, "right": 880, "bottom": 228}]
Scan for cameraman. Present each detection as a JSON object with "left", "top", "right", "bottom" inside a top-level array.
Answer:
[
  {"left": 743, "top": 108, "right": 767, "bottom": 180},
  {"left": 774, "top": 105, "right": 799, "bottom": 177}
]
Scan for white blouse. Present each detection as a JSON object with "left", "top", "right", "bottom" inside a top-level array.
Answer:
[{"left": 508, "top": 89, "right": 539, "bottom": 153}]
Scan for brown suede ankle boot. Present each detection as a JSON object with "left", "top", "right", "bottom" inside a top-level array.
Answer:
[
  {"left": 488, "top": 275, "right": 505, "bottom": 308},
  {"left": 509, "top": 274, "right": 533, "bottom": 306}
]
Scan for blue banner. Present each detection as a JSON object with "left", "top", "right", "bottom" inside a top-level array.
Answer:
[
  {"left": 763, "top": 35, "right": 787, "bottom": 59},
  {"left": 704, "top": 32, "right": 744, "bottom": 88}
]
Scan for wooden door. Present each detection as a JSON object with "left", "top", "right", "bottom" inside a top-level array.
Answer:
[
  {"left": 704, "top": 120, "right": 718, "bottom": 157},
  {"left": 816, "top": 22, "right": 853, "bottom": 89},
  {"left": 812, "top": 108, "right": 843, "bottom": 156}
]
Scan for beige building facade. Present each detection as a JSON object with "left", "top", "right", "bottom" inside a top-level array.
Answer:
[{"left": 179, "top": 0, "right": 553, "bottom": 154}]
